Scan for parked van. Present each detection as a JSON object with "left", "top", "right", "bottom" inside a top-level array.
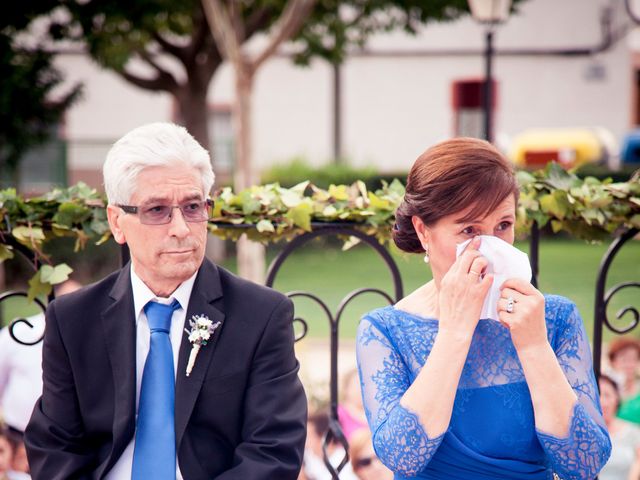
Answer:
[{"left": 509, "top": 127, "right": 618, "bottom": 169}]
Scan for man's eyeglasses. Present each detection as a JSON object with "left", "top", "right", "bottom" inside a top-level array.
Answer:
[{"left": 118, "top": 199, "right": 214, "bottom": 225}]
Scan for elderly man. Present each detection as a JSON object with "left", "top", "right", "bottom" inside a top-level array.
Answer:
[{"left": 25, "top": 123, "right": 307, "bottom": 480}]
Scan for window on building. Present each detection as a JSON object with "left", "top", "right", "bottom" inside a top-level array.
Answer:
[
  {"left": 0, "top": 126, "right": 66, "bottom": 194},
  {"left": 451, "top": 79, "right": 497, "bottom": 139},
  {"left": 208, "top": 106, "right": 234, "bottom": 172}
]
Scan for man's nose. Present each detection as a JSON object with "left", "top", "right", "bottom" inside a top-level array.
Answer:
[{"left": 167, "top": 207, "right": 190, "bottom": 237}]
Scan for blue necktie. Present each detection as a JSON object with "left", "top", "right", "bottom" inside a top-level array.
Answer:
[{"left": 132, "top": 299, "right": 180, "bottom": 480}]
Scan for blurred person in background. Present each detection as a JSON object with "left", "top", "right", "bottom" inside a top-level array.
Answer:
[
  {"left": 609, "top": 337, "right": 640, "bottom": 400},
  {"left": 303, "top": 409, "right": 356, "bottom": 480},
  {"left": 337, "top": 369, "right": 367, "bottom": 441},
  {"left": 608, "top": 338, "right": 640, "bottom": 424},
  {"left": 0, "top": 279, "right": 81, "bottom": 475},
  {"left": 598, "top": 374, "right": 640, "bottom": 480},
  {"left": 0, "top": 426, "right": 29, "bottom": 480},
  {"left": 349, "top": 429, "right": 392, "bottom": 480}
]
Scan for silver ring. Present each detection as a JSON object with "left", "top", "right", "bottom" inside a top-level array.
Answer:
[
  {"left": 506, "top": 296, "right": 515, "bottom": 314},
  {"left": 469, "top": 270, "right": 481, "bottom": 276}
]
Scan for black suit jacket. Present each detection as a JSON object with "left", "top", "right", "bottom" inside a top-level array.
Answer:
[{"left": 25, "top": 260, "right": 307, "bottom": 479}]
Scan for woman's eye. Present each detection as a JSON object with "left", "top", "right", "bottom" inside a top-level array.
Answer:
[
  {"left": 497, "top": 221, "right": 513, "bottom": 231},
  {"left": 461, "top": 226, "right": 475, "bottom": 235}
]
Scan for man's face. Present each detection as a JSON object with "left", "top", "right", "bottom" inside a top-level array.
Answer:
[{"left": 107, "top": 164, "right": 209, "bottom": 296}]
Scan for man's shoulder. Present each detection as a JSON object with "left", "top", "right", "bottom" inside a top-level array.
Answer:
[
  {"left": 214, "top": 263, "right": 288, "bottom": 307},
  {"left": 50, "top": 268, "right": 125, "bottom": 313}
]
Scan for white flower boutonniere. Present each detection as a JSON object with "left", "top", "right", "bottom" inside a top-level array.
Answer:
[{"left": 184, "top": 314, "right": 221, "bottom": 377}]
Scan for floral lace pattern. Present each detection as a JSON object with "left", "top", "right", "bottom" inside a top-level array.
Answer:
[
  {"left": 538, "top": 403, "right": 611, "bottom": 480},
  {"left": 356, "top": 295, "right": 611, "bottom": 479}
]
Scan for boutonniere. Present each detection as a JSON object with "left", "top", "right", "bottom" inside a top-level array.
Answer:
[{"left": 184, "top": 314, "right": 221, "bottom": 377}]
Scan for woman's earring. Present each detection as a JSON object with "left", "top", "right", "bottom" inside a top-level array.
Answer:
[{"left": 423, "top": 244, "right": 430, "bottom": 264}]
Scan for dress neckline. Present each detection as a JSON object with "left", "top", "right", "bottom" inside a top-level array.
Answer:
[{"left": 389, "top": 304, "right": 439, "bottom": 322}]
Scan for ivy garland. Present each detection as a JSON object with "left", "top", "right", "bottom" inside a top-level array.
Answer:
[{"left": 0, "top": 163, "right": 638, "bottom": 300}]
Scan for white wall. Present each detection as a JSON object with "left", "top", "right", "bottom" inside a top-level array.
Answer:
[{"left": 54, "top": 0, "right": 635, "bottom": 177}]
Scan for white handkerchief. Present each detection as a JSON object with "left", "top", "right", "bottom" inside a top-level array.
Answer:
[{"left": 455, "top": 235, "right": 532, "bottom": 321}]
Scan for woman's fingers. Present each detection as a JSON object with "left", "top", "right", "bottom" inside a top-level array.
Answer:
[
  {"left": 455, "top": 237, "right": 484, "bottom": 275},
  {"left": 501, "top": 277, "right": 536, "bottom": 295},
  {"left": 468, "top": 256, "right": 489, "bottom": 279}
]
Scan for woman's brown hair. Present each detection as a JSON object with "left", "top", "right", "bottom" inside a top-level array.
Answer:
[
  {"left": 393, "top": 137, "right": 519, "bottom": 253},
  {"left": 608, "top": 337, "right": 640, "bottom": 363}
]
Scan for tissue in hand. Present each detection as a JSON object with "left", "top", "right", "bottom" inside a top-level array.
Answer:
[{"left": 455, "top": 235, "right": 532, "bottom": 321}]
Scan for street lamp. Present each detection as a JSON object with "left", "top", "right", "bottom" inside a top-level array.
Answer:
[{"left": 468, "top": 0, "right": 512, "bottom": 142}]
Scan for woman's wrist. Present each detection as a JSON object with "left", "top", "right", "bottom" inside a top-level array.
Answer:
[
  {"left": 516, "top": 340, "right": 553, "bottom": 364},
  {"left": 435, "top": 326, "right": 474, "bottom": 347}
]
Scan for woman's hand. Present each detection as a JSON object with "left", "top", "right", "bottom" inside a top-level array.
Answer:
[
  {"left": 438, "top": 236, "right": 493, "bottom": 341},
  {"left": 498, "top": 278, "right": 547, "bottom": 352}
]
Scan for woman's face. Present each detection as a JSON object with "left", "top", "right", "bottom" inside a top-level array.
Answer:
[
  {"left": 611, "top": 347, "right": 640, "bottom": 381},
  {"left": 413, "top": 196, "right": 516, "bottom": 284},
  {"left": 354, "top": 445, "right": 393, "bottom": 480},
  {"left": 599, "top": 378, "right": 620, "bottom": 422}
]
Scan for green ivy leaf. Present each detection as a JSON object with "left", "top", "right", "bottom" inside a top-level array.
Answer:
[
  {"left": 543, "top": 162, "right": 580, "bottom": 190},
  {"left": 53, "top": 202, "right": 92, "bottom": 226},
  {"left": 539, "top": 191, "right": 570, "bottom": 220},
  {"left": 0, "top": 244, "right": 14, "bottom": 263},
  {"left": 256, "top": 219, "right": 275, "bottom": 233},
  {"left": 12, "top": 225, "right": 46, "bottom": 247},
  {"left": 287, "top": 202, "right": 312, "bottom": 231},
  {"left": 27, "top": 269, "right": 52, "bottom": 303}
]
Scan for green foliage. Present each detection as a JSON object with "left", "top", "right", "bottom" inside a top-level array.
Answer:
[
  {"left": 1, "top": 163, "right": 638, "bottom": 300},
  {"left": 261, "top": 157, "right": 380, "bottom": 189},
  {"left": 209, "top": 179, "right": 404, "bottom": 244},
  {"left": 293, "top": 0, "right": 526, "bottom": 65},
  {"left": 516, "top": 163, "right": 640, "bottom": 240}
]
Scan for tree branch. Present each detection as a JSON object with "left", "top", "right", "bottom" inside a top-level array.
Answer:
[
  {"left": 252, "top": 0, "right": 317, "bottom": 71},
  {"left": 138, "top": 47, "right": 173, "bottom": 77},
  {"left": 245, "top": 6, "right": 275, "bottom": 39},
  {"left": 201, "top": 0, "right": 244, "bottom": 72},
  {"left": 119, "top": 67, "right": 178, "bottom": 93},
  {"left": 152, "top": 31, "right": 188, "bottom": 65}
]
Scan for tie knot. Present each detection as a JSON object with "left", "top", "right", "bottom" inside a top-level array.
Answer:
[{"left": 144, "top": 299, "right": 180, "bottom": 333}]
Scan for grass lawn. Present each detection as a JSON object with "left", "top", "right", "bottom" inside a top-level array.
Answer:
[
  {"left": 225, "top": 237, "right": 640, "bottom": 342},
  {"left": 2, "top": 237, "right": 638, "bottom": 346}
]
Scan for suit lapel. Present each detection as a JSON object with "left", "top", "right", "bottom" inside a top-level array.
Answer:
[
  {"left": 175, "top": 260, "right": 225, "bottom": 447},
  {"left": 100, "top": 266, "right": 136, "bottom": 475}
]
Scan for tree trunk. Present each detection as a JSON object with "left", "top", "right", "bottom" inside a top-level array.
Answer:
[
  {"left": 235, "top": 67, "right": 265, "bottom": 283},
  {"left": 233, "top": 68, "right": 259, "bottom": 191},
  {"left": 176, "top": 85, "right": 211, "bottom": 153}
]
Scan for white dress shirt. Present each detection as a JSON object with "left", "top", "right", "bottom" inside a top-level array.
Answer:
[
  {"left": 105, "top": 266, "right": 197, "bottom": 480},
  {"left": 0, "top": 313, "right": 45, "bottom": 431}
]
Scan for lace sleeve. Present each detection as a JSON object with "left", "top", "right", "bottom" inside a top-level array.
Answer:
[
  {"left": 536, "top": 297, "right": 612, "bottom": 480},
  {"left": 356, "top": 312, "right": 444, "bottom": 476}
]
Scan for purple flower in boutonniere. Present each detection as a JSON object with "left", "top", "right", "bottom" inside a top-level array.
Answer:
[{"left": 184, "top": 314, "right": 221, "bottom": 377}]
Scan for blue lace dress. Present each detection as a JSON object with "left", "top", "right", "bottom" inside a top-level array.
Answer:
[{"left": 356, "top": 295, "right": 611, "bottom": 480}]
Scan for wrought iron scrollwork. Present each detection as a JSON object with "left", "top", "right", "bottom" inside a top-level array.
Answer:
[
  {"left": 1, "top": 292, "right": 47, "bottom": 346},
  {"left": 1, "top": 235, "right": 51, "bottom": 345},
  {"left": 602, "top": 282, "right": 640, "bottom": 334},
  {"left": 593, "top": 228, "right": 640, "bottom": 379},
  {"left": 265, "top": 224, "right": 403, "bottom": 480}
]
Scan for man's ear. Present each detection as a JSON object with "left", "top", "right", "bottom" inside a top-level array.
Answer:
[
  {"left": 411, "top": 215, "right": 429, "bottom": 249},
  {"left": 106, "top": 205, "right": 127, "bottom": 245}
]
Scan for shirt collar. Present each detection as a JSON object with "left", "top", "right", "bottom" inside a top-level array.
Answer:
[{"left": 130, "top": 264, "right": 198, "bottom": 321}]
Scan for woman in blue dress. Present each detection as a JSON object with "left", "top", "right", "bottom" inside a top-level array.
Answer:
[{"left": 356, "top": 138, "right": 611, "bottom": 480}]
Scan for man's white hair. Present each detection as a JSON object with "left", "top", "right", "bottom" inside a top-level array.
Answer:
[{"left": 103, "top": 122, "right": 215, "bottom": 205}]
